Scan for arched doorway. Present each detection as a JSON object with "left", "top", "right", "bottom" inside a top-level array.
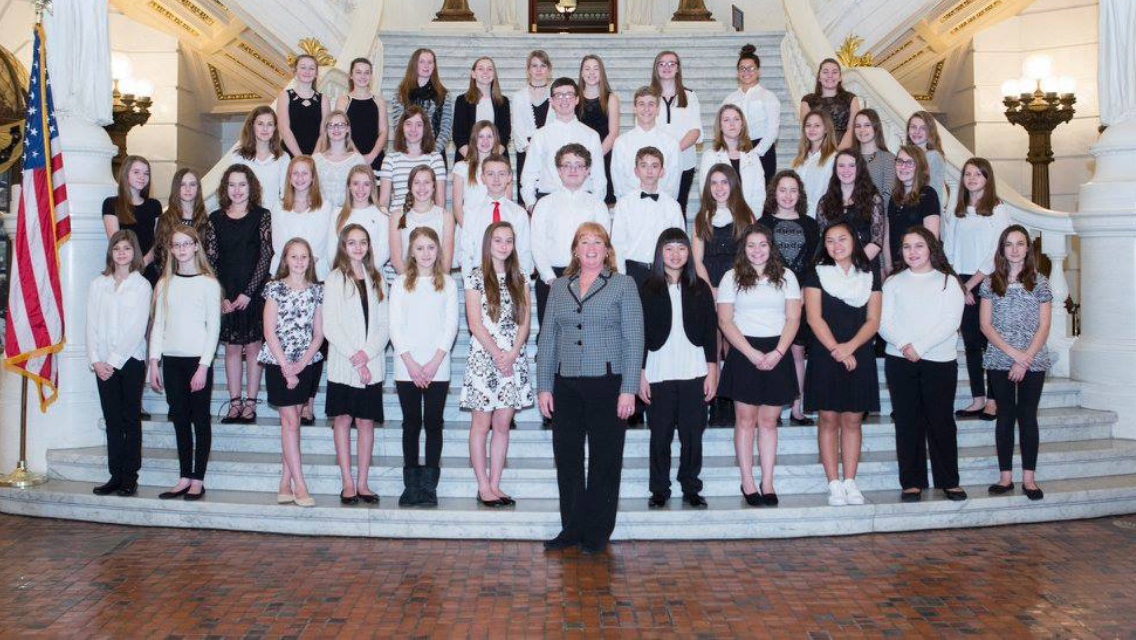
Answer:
[{"left": 529, "top": 0, "right": 617, "bottom": 33}]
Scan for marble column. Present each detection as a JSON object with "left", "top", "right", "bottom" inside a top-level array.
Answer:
[
  {"left": 1070, "top": 0, "right": 1136, "bottom": 438},
  {"left": 0, "top": 0, "right": 118, "bottom": 472}
]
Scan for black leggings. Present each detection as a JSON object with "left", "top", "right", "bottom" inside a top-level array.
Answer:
[
  {"left": 988, "top": 369, "right": 1045, "bottom": 472},
  {"left": 959, "top": 274, "right": 989, "bottom": 399},
  {"left": 96, "top": 358, "right": 145, "bottom": 483},
  {"left": 163, "top": 356, "right": 213, "bottom": 480},
  {"left": 396, "top": 380, "right": 448, "bottom": 468}
]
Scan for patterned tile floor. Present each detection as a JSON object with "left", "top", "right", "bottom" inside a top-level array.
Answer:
[{"left": 2, "top": 513, "right": 1135, "bottom": 638}]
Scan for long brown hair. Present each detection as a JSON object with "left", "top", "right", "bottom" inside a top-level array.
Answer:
[
  {"left": 812, "top": 58, "right": 851, "bottom": 99},
  {"left": 401, "top": 164, "right": 437, "bottom": 219},
  {"left": 335, "top": 164, "right": 379, "bottom": 233},
  {"left": 891, "top": 145, "right": 930, "bottom": 206},
  {"left": 480, "top": 221, "right": 528, "bottom": 324},
  {"left": 113, "top": 155, "right": 151, "bottom": 225},
  {"left": 711, "top": 104, "right": 754, "bottom": 153},
  {"left": 281, "top": 155, "right": 324, "bottom": 211},
  {"left": 102, "top": 229, "right": 144, "bottom": 276},
  {"left": 818, "top": 150, "right": 880, "bottom": 229},
  {"left": 576, "top": 55, "right": 613, "bottom": 116},
  {"left": 463, "top": 120, "right": 501, "bottom": 186},
  {"left": 761, "top": 170, "right": 808, "bottom": 218},
  {"left": 157, "top": 168, "right": 209, "bottom": 271},
  {"left": 888, "top": 225, "right": 965, "bottom": 292},
  {"left": 347, "top": 57, "right": 372, "bottom": 92},
  {"left": 236, "top": 105, "right": 285, "bottom": 160},
  {"left": 850, "top": 108, "right": 889, "bottom": 154},
  {"left": 404, "top": 226, "right": 446, "bottom": 293},
  {"left": 792, "top": 110, "right": 838, "bottom": 167},
  {"left": 330, "top": 223, "right": 384, "bottom": 301},
  {"left": 397, "top": 48, "right": 447, "bottom": 107},
  {"left": 217, "top": 163, "right": 263, "bottom": 211},
  {"left": 464, "top": 56, "right": 505, "bottom": 105},
  {"left": 731, "top": 223, "right": 788, "bottom": 291},
  {"left": 271, "top": 237, "right": 319, "bottom": 284},
  {"left": 955, "top": 157, "right": 1001, "bottom": 218},
  {"left": 315, "top": 110, "right": 358, "bottom": 154},
  {"left": 564, "top": 221, "right": 618, "bottom": 275},
  {"left": 990, "top": 225, "right": 1038, "bottom": 296},
  {"left": 906, "top": 110, "right": 943, "bottom": 152},
  {"left": 393, "top": 105, "right": 437, "bottom": 154},
  {"left": 694, "top": 164, "right": 755, "bottom": 242},
  {"left": 649, "top": 50, "right": 688, "bottom": 108}
]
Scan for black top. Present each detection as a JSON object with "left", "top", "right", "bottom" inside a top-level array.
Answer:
[
  {"left": 818, "top": 197, "right": 886, "bottom": 266},
  {"left": 354, "top": 277, "right": 369, "bottom": 326},
  {"left": 887, "top": 186, "right": 941, "bottom": 265},
  {"left": 532, "top": 99, "right": 551, "bottom": 131},
  {"left": 102, "top": 196, "right": 161, "bottom": 281},
  {"left": 802, "top": 267, "right": 882, "bottom": 343},
  {"left": 346, "top": 97, "right": 382, "bottom": 170},
  {"left": 452, "top": 94, "right": 512, "bottom": 163},
  {"left": 639, "top": 278, "right": 717, "bottom": 367},
  {"left": 205, "top": 206, "right": 272, "bottom": 300},
  {"left": 757, "top": 213, "right": 821, "bottom": 281},
  {"left": 287, "top": 89, "right": 324, "bottom": 156},
  {"left": 704, "top": 222, "right": 740, "bottom": 288},
  {"left": 803, "top": 91, "right": 856, "bottom": 141},
  {"left": 578, "top": 96, "right": 608, "bottom": 141}
]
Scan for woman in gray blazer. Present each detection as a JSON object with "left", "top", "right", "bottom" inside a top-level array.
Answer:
[{"left": 538, "top": 221, "right": 645, "bottom": 555}]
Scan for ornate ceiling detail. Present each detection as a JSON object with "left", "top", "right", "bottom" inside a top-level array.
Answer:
[
  {"left": 836, "top": 35, "right": 873, "bottom": 68},
  {"left": 911, "top": 60, "right": 945, "bottom": 102},
  {"left": 208, "top": 64, "right": 261, "bottom": 101},
  {"left": 287, "top": 38, "right": 337, "bottom": 68}
]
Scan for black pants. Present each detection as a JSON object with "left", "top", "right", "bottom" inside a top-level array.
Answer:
[
  {"left": 624, "top": 260, "right": 652, "bottom": 289},
  {"left": 96, "top": 357, "right": 145, "bottom": 483},
  {"left": 885, "top": 355, "right": 960, "bottom": 490},
  {"left": 396, "top": 380, "right": 448, "bottom": 467},
  {"left": 535, "top": 266, "right": 567, "bottom": 330},
  {"left": 751, "top": 139, "right": 778, "bottom": 186},
  {"left": 677, "top": 167, "right": 696, "bottom": 216},
  {"left": 988, "top": 369, "right": 1045, "bottom": 472},
  {"left": 552, "top": 372, "right": 627, "bottom": 547},
  {"left": 515, "top": 151, "right": 528, "bottom": 206},
  {"left": 163, "top": 356, "right": 213, "bottom": 481},
  {"left": 959, "top": 274, "right": 988, "bottom": 398},
  {"left": 648, "top": 377, "right": 706, "bottom": 496}
]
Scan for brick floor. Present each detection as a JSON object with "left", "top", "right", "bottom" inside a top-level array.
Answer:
[{"left": 1, "top": 514, "right": 1135, "bottom": 638}]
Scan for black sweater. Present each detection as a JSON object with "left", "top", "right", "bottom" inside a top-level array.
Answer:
[
  {"left": 639, "top": 277, "right": 718, "bottom": 368},
  {"left": 452, "top": 94, "right": 512, "bottom": 163}
]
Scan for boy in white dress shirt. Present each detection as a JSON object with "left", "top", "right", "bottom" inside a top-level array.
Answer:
[
  {"left": 461, "top": 153, "right": 532, "bottom": 279},
  {"left": 611, "top": 147, "right": 685, "bottom": 287},
  {"left": 520, "top": 77, "right": 606, "bottom": 208},
  {"left": 612, "top": 86, "right": 682, "bottom": 201},
  {"left": 531, "top": 143, "right": 611, "bottom": 326}
]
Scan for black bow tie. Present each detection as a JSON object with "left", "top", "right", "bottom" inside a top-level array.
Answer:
[{"left": 640, "top": 192, "right": 659, "bottom": 201}]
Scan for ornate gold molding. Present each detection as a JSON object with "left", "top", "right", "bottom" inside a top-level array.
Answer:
[
  {"left": 836, "top": 35, "right": 873, "bottom": 67},
  {"left": 237, "top": 42, "right": 287, "bottom": 78},
  {"left": 286, "top": 38, "right": 336, "bottom": 68},
  {"left": 147, "top": 0, "right": 201, "bottom": 37},
  {"left": 892, "top": 48, "right": 926, "bottom": 72},
  {"left": 950, "top": 0, "right": 1003, "bottom": 35},
  {"left": 208, "top": 64, "right": 260, "bottom": 101},
  {"left": 911, "top": 61, "right": 945, "bottom": 101},
  {"left": 175, "top": 0, "right": 215, "bottom": 25},
  {"left": 940, "top": 0, "right": 980, "bottom": 23},
  {"left": 877, "top": 39, "right": 913, "bottom": 67}
]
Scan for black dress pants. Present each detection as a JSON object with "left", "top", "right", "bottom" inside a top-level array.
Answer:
[
  {"left": 624, "top": 260, "right": 652, "bottom": 289},
  {"left": 988, "top": 369, "right": 1046, "bottom": 472},
  {"left": 552, "top": 372, "right": 627, "bottom": 547},
  {"left": 647, "top": 377, "right": 706, "bottom": 497},
  {"left": 396, "top": 380, "right": 449, "bottom": 467},
  {"left": 163, "top": 356, "right": 213, "bottom": 480},
  {"left": 959, "top": 274, "right": 989, "bottom": 399},
  {"left": 885, "top": 355, "right": 960, "bottom": 490},
  {"left": 535, "top": 266, "right": 567, "bottom": 331},
  {"left": 515, "top": 151, "right": 528, "bottom": 207},
  {"left": 96, "top": 357, "right": 145, "bottom": 483},
  {"left": 751, "top": 139, "right": 777, "bottom": 186},
  {"left": 677, "top": 167, "right": 696, "bottom": 216}
]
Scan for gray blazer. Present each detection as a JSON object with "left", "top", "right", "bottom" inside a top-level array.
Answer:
[{"left": 537, "top": 269, "right": 645, "bottom": 395}]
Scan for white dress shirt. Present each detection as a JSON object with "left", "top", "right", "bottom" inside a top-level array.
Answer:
[
  {"left": 646, "top": 283, "right": 709, "bottom": 384},
  {"left": 328, "top": 205, "right": 391, "bottom": 272},
  {"left": 611, "top": 189, "right": 685, "bottom": 273},
  {"left": 531, "top": 187, "right": 610, "bottom": 282},
  {"left": 388, "top": 273, "right": 459, "bottom": 382},
  {"left": 723, "top": 83, "right": 781, "bottom": 156},
  {"left": 271, "top": 201, "right": 333, "bottom": 278},
  {"left": 794, "top": 150, "right": 837, "bottom": 219},
  {"left": 461, "top": 196, "right": 533, "bottom": 279},
  {"left": 943, "top": 203, "right": 1011, "bottom": 276},
  {"left": 699, "top": 147, "right": 766, "bottom": 212},
  {"left": 656, "top": 89, "right": 704, "bottom": 171},
  {"left": 611, "top": 125, "right": 682, "bottom": 200},
  {"left": 86, "top": 271, "right": 152, "bottom": 369},
  {"left": 520, "top": 117, "right": 606, "bottom": 204}
]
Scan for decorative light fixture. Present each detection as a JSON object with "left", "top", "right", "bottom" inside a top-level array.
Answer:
[
  {"left": 1001, "top": 53, "right": 1076, "bottom": 209},
  {"left": 555, "top": 0, "right": 577, "bottom": 23},
  {"left": 106, "top": 52, "right": 152, "bottom": 175}
]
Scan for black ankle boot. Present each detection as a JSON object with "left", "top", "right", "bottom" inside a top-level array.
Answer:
[
  {"left": 420, "top": 467, "right": 440, "bottom": 506},
  {"left": 399, "top": 467, "right": 421, "bottom": 506}
]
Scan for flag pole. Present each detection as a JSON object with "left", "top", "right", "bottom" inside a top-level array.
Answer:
[{"left": 0, "top": 377, "right": 46, "bottom": 487}]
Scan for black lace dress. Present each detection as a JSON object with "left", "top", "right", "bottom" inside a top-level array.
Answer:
[
  {"left": 204, "top": 206, "right": 273, "bottom": 345},
  {"left": 803, "top": 91, "right": 856, "bottom": 142}
]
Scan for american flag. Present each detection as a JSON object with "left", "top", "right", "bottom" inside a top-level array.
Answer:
[{"left": 3, "top": 23, "right": 70, "bottom": 411}]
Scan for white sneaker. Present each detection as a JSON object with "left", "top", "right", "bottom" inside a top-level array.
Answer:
[
  {"left": 843, "top": 478, "right": 865, "bottom": 505},
  {"left": 827, "top": 479, "right": 847, "bottom": 506}
]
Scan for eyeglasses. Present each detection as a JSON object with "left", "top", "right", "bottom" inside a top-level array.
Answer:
[
  {"left": 895, "top": 158, "right": 916, "bottom": 167},
  {"left": 558, "top": 163, "right": 587, "bottom": 171},
  {"left": 657, "top": 61, "right": 679, "bottom": 68},
  {"left": 738, "top": 65, "right": 758, "bottom": 73},
  {"left": 551, "top": 91, "right": 577, "bottom": 101},
  {"left": 171, "top": 241, "right": 196, "bottom": 249},
  {"left": 326, "top": 122, "right": 349, "bottom": 130}
]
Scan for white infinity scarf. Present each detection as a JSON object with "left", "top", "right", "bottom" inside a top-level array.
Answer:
[{"left": 816, "top": 264, "right": 873, "bottom": 307}]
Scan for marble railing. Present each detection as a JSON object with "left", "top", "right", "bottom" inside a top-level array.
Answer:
[{"left": 781, "top": 0, "right": 1076, "bottom": 376}]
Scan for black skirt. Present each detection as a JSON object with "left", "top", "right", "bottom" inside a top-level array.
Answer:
[
  {"left": 718, "top": 335, "right": 798, "bottom": 407},
  {"left": 265, "top": 363, "right": 320, "bottom": 408},
  {"left": 325, "top": 381, "right": 385, "bottom": 422}
]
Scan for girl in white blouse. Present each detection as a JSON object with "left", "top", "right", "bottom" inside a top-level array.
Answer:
[
  {"left": 389, "top": 227, "right": 459, "bottom": 506},
  {"left": 791, "top": 110, "right": 838, "bottom": 219},
  {"left": 329, "top": 165, "right": 391, "bottom": 273},
  {"left": 323, "top": 224, "right": 389, "bottom": 505},
  {"left": 314, "top": 110, "right": 366, "bottom": 211},
  {"left": 389, "top": 164, "right": 455, "bottom": 274},
  {"left": 699, "top": 104, "right": 766, "bottom": 212},
  {"left": 271, "top": 155, "right": 333, "bottom": 278},
  {"left": 87, "top": 230, "right": 153, "bottom": 497},
  {"left": 944, "top": 157, "right": 1012, "bottom": 420},
  {"left": 650, "top": 50, "right": 703, "bottom": 214}
]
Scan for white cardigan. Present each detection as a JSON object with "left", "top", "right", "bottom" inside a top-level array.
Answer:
[
  {"left": 322, "top": 269, "right": 389, "bottom": 387},
  {"left": 699, "top": 148, "right": 766, "bottom": 213},
  {"left": 510, "top": 86, "right": 548, "bottom": 154}
]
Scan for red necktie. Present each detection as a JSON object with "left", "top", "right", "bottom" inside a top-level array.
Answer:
[{"left": 492, "top": 201, "right": 501, "bottom": 223}]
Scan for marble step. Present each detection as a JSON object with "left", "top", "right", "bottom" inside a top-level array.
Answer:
[
  {"left": 6, "top": 474, "right": 1136, "bottom": 540},
  {"left": 46, "top": 438, "right": 1136, "bottom": 499},
  {"left": 123, "top": 407, "right": 1114, "bottom": 458}
]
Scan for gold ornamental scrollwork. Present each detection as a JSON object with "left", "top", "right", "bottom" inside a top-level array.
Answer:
[
  {"left": 836, "top": 35, "right": 874, "bottom": 68},
  {"left": 286, "top": 38, "right": 336, "bottom": 68}
]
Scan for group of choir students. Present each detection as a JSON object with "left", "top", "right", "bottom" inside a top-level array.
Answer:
[{"left": 86, "top": 44, "right": 1054, "bottom": 553}]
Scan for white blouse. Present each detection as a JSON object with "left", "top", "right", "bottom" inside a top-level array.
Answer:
[
  {"left": 388, "top": 273, "right": 459, "bottom": 382},
  {"left": 943, "top": 203, "right": 1011, "bottom": 276},
  {"left": 149, "top": 273, "right": 222, "bottom": 365},
  {"left": 794, "top": 150, "right": 836, "bottom": 219},
  {"left": 716, "top": 269, "right": 801, "bottom": 338},
  {"left": 646, "top": 284, "right": 709, "bottom": 384},
  {"left": 451, "top": 160, "right": 489, "bottom": 216},
  {"left": 656, "top": 89, "right": 703, "bottom": 171},
  {"left": 86, "top": 271, "right": 152, "bottom": 369},
  {"left": 510, "top": 86, "right": 549, "bottom": 154},
  {"left": 394, "top": 205, "right": 446, "bottom": 261},
  {"left": 699, "top": 147, "right": 766, "bottom": 212},
  {"left": 271, "top": 201, "right": 334, "bottom": 278},
  {"left": 314, "top": 151, "right": 367, "bottom": 210}
]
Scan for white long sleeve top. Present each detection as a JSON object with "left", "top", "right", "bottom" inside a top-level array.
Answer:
[
  {"left": 879, "top": 268, "right": 965, "bottom": 362},
  {"left": 520, "top": 117, "right": 606, "bottom": 204},
  {"left": 510, "top": 86, "right": 549, "bottom": 154},
  {"left": 461, "top": 196, "right": 533, "bottom": 279},
  {"left": 388, "top": 273, "right": 459, "bottom": 382},
  {"left": 611, "top": 125, "right": 682, "bottom": 200},
  {"left": 271, "top": 201, "right": 334, "bottom": 278},
  {"left": 943, "top": 203, "right": 1011, "bottom": 277},
  {"left": 86, "top": 271, "right": 152, "bottom": 369},
  {"left": 611, "top": 190, "right": 684, "bottom": 273},
  {"left": 531, "top": 187, "right": 610, "bottom": 282},
  {"left": 794, "top": 150, "right": 837, "bottom": 219},
  {"left": 699, "top": 147, "right": 766, "bottom": 212},
  {"left": 328, "top": 205, "right": 391, "bottom": 272},
  {"left": 149, "top": 273, "right": 222, "bottom": 366},
  {"left": 723, "top": 83, "right": 781, "bottom": 156},
  {"left": 322, "top": 269, "right": 389, "bottom": 387},
  {"left": 656, "top": 89, "right": 703, "bottom": 171}
]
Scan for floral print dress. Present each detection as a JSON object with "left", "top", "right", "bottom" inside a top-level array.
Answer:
[{"left": 460, "top": 267, "right": 534, "bottom": 411}]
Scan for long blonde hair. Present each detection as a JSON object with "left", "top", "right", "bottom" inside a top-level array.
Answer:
[
  {"left": 271, "top": 237, "right": 319, "bottom": 284},
  {"left": 335, "top": 164, "right": 379, "bottom": 233},
  {"left": 792, "top": 110, "right": 838, "bottom": 168},
  {"left": 330, "top": 223, "right": 384, "bottom": 302},
  {"left": 281, "top": 155, "right": 324, "bottom": 211},
  {"left": 576, "top": 55, "right": 612, "bottom": 117},
  {"left": 153, "top": 226, "right": 219, "bottom": 316},
  {"left": 404, "top": 227, "right": 446, "bottom": 293}
]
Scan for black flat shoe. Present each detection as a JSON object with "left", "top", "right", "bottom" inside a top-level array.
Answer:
[
  {"left": 300, "top": 416, "right": 315, "bottom": 426},
  {"left": 1023, "top": 485, "right": 1044, "bottom": 501},
  {"left": 579, "top": 541, "right": 607, "bottom": 555},
  {"left": 988, "top": 482, "right": 1015, "bottom": 495},
  {"left": 220, "top": 397, "right": 243, "bottom": 424},
  {"left": 159, "top": 486, "right": 191, "bottom": 500},
  {"left": 762, "top": 491, "right": 779, "bottom": 507},
  {"left": 954, "top": 408, "right": 984, "bottom": 418},
  {"left": 183, "top": 487, "right": 206, "bottom": 501},
  {"left": 340, "top": 492, "right": 359, "bottom": 505},
  {"left": 496, "top": 495, "right": 516, "bottom": 506},
  {"left": 944, "top": 488, "right": 968, "bottom": 501},
  {"left": 682, "top": 493, "right": 708, "bottom": 508},
  {"left": 789, "top": 415, "right": 815, "bottom": 426},
  {"left": 92, "top": 480, "right": 121, "bottom": 496},
  {"left": 543, "top": 535, "right": 577, "bottom": 550},
  {"left": 979, "top": 412, "right": 997, "bottom": 422},
  {"left": 477, "top": 494, "right": 505, "bottom": 507},
  {"left": 357, "top": 492, "right": 379, "bottom": 505},
  {"left": 741, "top": 485, "right": 763, "bottom": 507},
  {"left": 116, "top": 481, "right": 138, "bottom": 497},
  {"left": 648, "top": 493, "right": 668, "bottom": 509},
  {"left": 900, "top": 490, "right": 923, "bottom": 502}
]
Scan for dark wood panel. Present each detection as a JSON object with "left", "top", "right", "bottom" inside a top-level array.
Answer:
[{"left": 529, "top": 0, "right": 617, "bottom": 33}]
